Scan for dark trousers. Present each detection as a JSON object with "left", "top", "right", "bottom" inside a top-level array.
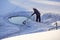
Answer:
[{"left": 36, "top": 15, "right": 41, "bottom": 22}]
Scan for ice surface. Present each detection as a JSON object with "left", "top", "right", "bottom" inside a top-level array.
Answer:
[{"left": 0, "top": 0, "right": 60, "bottom": 39}]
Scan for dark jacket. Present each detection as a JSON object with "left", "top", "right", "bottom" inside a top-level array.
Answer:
[
  {"left": 31, "top": 8, "right": 41, "bottom": 22},
  {"left": 31, "top": 8, "right": 40, "bottom": 16}
]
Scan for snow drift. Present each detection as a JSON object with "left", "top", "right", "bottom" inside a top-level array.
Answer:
[{"left": 2, "top": 29, "right": 60, "bottom": 40}]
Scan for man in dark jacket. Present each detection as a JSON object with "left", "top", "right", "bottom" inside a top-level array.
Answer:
[{"left": 31, "top": 8, "right": 41, "bottom": 22}]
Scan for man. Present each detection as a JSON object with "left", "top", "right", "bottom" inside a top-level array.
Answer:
[{"left": 31, "top": 8, "right": 41, "bottom": 22}]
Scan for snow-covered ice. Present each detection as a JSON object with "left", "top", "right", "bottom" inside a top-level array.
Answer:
[
  {"left": 0, "top": 11, "right": 60, "bottom": 39},
  {"left": 0, "top": 0, "right": 60, "bottom": 39}
]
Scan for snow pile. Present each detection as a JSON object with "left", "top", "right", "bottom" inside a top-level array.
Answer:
[
  {"left": 42, "top": 13, "right": 60, "bottom": 24},
  {"left": 42, "top": 13, "right": 60, "bottom": 20}
]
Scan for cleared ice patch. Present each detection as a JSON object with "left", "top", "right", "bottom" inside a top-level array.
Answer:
[{"left": 8, "top": 17, "right": 31, "bottom": 25}]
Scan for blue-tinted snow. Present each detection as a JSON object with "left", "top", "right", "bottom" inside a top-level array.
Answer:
[
  {"left": 1, "top": 11, "right": 60, "bottom": 39},
  {"left": 42, "top": 13, "right": 60, "bottom": 24},
  {"left": 0, "top": 0, "right": 60, "bottom": 39}
]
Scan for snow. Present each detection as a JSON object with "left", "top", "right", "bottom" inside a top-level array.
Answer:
[
  {"left": 51, "top": 21, "right": 60, "bottom": 26},
  {"left": 0, "top": 26, "right": 19, "bottom": 39},
  {"left": 42, "top": 13, "right": 60, "bottom": 24},
  {"left": 2, "top": 29, "right": 60, "bottom": 40},
  {"left": 0, "top": 0, "right": 60, "bottom": 39},
  {"left": 0, "top": 11, "right": 60, "bottom": 39}
]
